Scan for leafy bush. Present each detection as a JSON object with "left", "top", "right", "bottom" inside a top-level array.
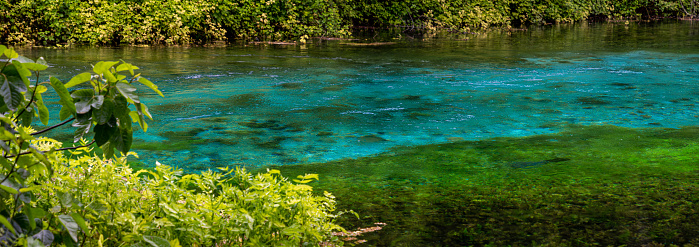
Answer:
[
  {"left": 0, "top": 0, "right": 692, "bottom": 45},
  {"left": 0, "top": 45, "right": 345, "bottom": 246}
]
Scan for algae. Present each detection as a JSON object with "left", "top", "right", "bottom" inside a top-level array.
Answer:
[{"left": 264, "top": 125, "right": 699, "bottom": 246}]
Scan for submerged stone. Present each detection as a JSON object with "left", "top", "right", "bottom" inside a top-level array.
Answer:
[{"left": 358, "top": 134, "right": 388, "bottom": 143}]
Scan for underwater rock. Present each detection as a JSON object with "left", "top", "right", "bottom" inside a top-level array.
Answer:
[
  {"left": 276, "top": 82, "right": 303, "bottom": 89},
  {"left": 317, "top": 131, "right": 334, "bottom": 136},
  {"left": 358, "top": 134, "right": 388, "bottom": 143},
  {"left": 576, "top": 96, "right": 610, "bottom": 105},
  {"left": 239, "top": 120, "right": 285, "bottom": 130},
  {"left": 401, "top": 95, "right": 421, "bottom": 101}
]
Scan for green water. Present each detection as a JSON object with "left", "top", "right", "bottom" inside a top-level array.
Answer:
[{"left": 19, "top": 20, "right": 699, "bottom": 245}]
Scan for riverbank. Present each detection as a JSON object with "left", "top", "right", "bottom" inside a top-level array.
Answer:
[{"left": 2, "top": 0, "right": 695, "bottom": 45}]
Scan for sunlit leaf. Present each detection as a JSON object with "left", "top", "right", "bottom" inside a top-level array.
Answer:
[
  {"left": 70, "top": 213, "right": 89, "bottom": 232},
  {"left": 58, "top": 214, "right": 79, "bottom": 242},
  {"left": 50, "top": 77, "right": 77, "bottom": 116},
  {"left": 0, "top": 215, "right": 16, "bottom": 235},
  {"left": 116, "top": 82, "right": 139, "bottom": 104},
  {"left": 143, "top": 235, "right": 170, "bottom": 247},
  {"left": 92, "top": 61, "right": 119, "bottom": 75},
  {"left": 65, "top": 72, "right": 92, "bottom": 88},
  {"left": 138, "top": 77, "right": 163, "bottom": 97}
]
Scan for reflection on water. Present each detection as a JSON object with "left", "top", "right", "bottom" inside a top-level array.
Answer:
[{"left": 19, "top": 21, "right": 699, "bottom": 171}]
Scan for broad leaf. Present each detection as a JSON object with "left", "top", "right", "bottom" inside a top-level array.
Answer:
[
  {"left": 32, "top": 230, "right": 54, "bottom": 246},
  {"left": 93, "top": 98, "right": 114, "bottom": 124},
  {"left": 0, "top": 215, "right": 16, "bottom": 235},
  {"left": 116, "top": 62, "right": 139, "bottom": 76},
  {"left": 143, "top": 235, "right": 170, "bottom": 247},
  {"left": 116, "top": 82, "right": 140, "bottom": 104},
  {"left": 58, "top": 215, "right": 79, "bottom": 243},
  {"left": 50, "top": 77, "right": 77, "bottom": 117},
  {"left": 22, "top": 62, "right": 48, "bottom": 71},
  {"left": 35, "top": 92, "right": 49, "bottom": 125},
  {"left": 92, "top": 61, "right": 119, "bottom": 76},
  {"left": 112, "top": 127, "right": 133, "bottom": 154},
  {"left": 70, "top": 213, "right": 89, "bottom": 233},
  {"left": 1, "top": 75, "right": 26, "bottom": 111},
  {"left": 64, "top": 72, "right": 92, "bottom": 88},
  {"left": 94, "top": 120, "right": 117, "bottom": 146},
  {"left": 3, "top": 47, "right": 18, "bottom": 59},
  {"left": 138, "top": 77, "right": 163, "bottom": 97}
]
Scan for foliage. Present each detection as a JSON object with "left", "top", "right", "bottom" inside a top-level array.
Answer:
[
  {"left": 0, "top": 0, "right": 693, "bottom": 45},
  {"left": 34, "top": 148, "right": 345, "bottom": 246},
  {"left": 0, "top": 46, "right": 345, "bottom": 246}
]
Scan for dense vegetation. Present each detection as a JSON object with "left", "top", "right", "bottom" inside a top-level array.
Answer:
[
  {"left": 0, "top": 46, "right": 345, "bottom": 246},
  {"left": 1, "top": 0, "right": 696, "bottom": 45}
]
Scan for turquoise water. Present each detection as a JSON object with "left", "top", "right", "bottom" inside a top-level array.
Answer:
[{"left": 21, "top": 21, "right": 699, "bottom": 171}]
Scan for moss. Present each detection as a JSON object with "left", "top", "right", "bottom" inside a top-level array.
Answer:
[{"left": 264, "top": 125, "right": 699, "bottom": 246}]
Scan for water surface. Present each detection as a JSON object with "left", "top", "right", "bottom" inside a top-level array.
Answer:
[{"left": 20, "top": 21, "right": 699, "bottom": 171}]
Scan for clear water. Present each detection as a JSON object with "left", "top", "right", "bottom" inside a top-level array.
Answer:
[{"left": 20, "top": 21, "right": 699, "bottom": 172}]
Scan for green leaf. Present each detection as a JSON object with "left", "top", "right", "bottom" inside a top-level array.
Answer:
[
  {"left": 112, "top": 127, "right": 133, "bottom": 154},
  {"left": 116, "top": 62, "right": 139, "bottom": 76},
  {"left": 143, "top": 235, "right": 171, "bottom": 247},
  {"left": 50, "top": 77, "right": 77, "bottom": 116},
  {"left": 35, "top": 92, "right": 49, "bottom": 125},
  {"left": 58, "top": 192, "right": 73, "bottom": 208},
  {"left": 138, "top": 77, "right": 163, "bottom": 97},
  {"left": 130, "top": 110, "right": 147, "bottom": 132},
  {"left": 13, "top": 55, "right": 34, "bottom": 64},
  {"left": 64, "top": 72, "right": 92, "bottom": 88},
  {"left": 101, "top": 141, "right": 114, "bottom": 159},
  {"left": 0, "top": 215, "right": 16, "bottom": 235},
  {"left": 94, "top": 120, "right": 117, "bottom": 146},
  {"left": 71, "top": 89, "right": 95, "bottom": 114},
  {"left": 73, "top": 120, "right": 92, "bottom": 143},
  {"left": 116, "top": 82, "right": 140, "bottom": 104},
  {"left": 0, "top": 184, "right": 18, "bottom": 194},
  {"left": 36, "top": 57, "right": 48, "bottom": 67},
  {"left": 11, "top": 61, "right": 32, "bottom": 86},
  {"left": 0, "top": 45, "right": 6, "bottom": 57},
  {"left": 1, "top": 74, "right": 26, "bottom": 111},
  {"left": 58, "top": 214, "right": 79, "bottom": 243},
  {"left": 92, "top": 61, "right": 119, "bottom": 75},
  {"left": 32, "top": 230, "right": 54, "bottom": 246},
  {"left": 3, "top": 47, "right": 18, "bottom": 59},
  {"left": 70, "top": 213, "right": 89, "bottom": 233},
  {"left": 93, "top": 98, "right": 114, "bottom": 124},
  {"left": 59, "top": 106, "right": 72, "bottom": 121},
  {"left": 23, "top": 62, "right": 48, "bottom": 71}
]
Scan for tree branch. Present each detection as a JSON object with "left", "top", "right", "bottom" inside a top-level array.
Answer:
[
  {"left": 4, "top": 140, "right": 95, "bottom": 158},
  {"left": 31, "top": 117, "right": 76, "bottom": 136}
]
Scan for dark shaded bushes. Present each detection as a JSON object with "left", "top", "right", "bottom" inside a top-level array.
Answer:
[{"left": 0, "top": 0, "right": 694, "bottom": 45}]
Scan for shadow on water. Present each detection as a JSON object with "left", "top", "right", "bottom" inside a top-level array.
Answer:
[{"left": 265, "top": 125, "right": 699, "bottom": 246}]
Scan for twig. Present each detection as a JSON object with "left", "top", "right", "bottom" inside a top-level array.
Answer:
[
  {"left": 31, "top": 117, "right": 76, "bottom": 135},
  {"left": 5, "top": 140, "right": 95, "bottom": 158}
]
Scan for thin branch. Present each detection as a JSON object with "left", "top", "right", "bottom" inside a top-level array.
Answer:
[
  {"left": 13, "top": 73, "right": 41, "bottom": 123},
  {"left": 31, "top": 117, "right": 76, "bottom": 136},
  {"left": 55, "top": 140, "right": 95, "bottom": 151},
  {"left": 4, "top": 140, "right": 95, "bottom": 158}
]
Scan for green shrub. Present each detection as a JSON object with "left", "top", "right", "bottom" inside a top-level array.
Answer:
[{"left": 0, "top": 45, "right": 346, "bottom": 246}]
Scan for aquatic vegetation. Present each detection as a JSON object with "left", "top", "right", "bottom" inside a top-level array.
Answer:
[{"left": 268, "top": 125, "right": 699, "bottom": 246}]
